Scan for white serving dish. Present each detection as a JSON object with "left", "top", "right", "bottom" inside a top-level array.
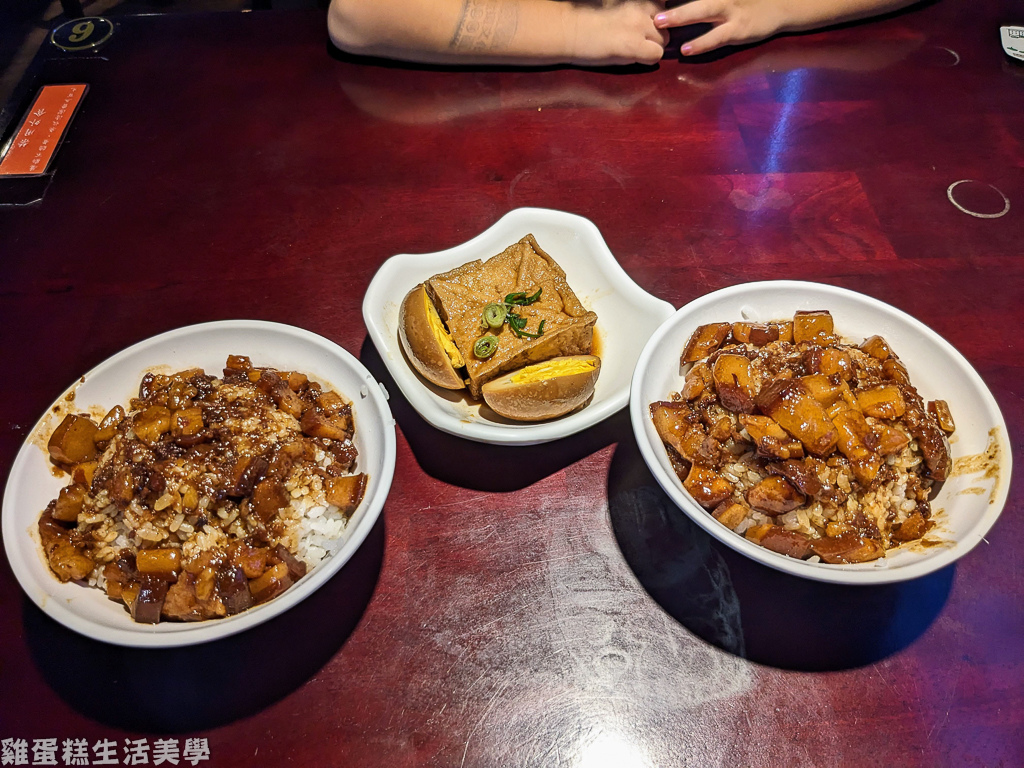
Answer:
[
  {"left": 2, "top": 320, "right": 396, "bottom": 647},
  {"left": 363, "top": 207, "right": 675, "bottom": 445},
  {"left": 629, "top": 281, "right": 1011, "bottom": 585}
]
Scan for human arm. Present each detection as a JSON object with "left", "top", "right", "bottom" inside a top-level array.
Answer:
[
  {"left": 328, "top": 0, "right": 669, "bottom": 66},
  {"left": 653, "top": 0, "right": 922, "bottom": 56}
]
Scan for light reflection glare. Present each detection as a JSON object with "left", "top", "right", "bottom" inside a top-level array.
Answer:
[
  {"left": 764, "top": 69, "right": 806, "bottom": 173},
  {"left": 576, "top": 731, "right": 651, "bottom": 768}
]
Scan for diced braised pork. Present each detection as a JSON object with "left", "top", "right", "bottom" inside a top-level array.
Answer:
[
  {"left": 36, "top": 355, "right": 368, "bottom": 625},
  {"left": 654, "top": 311, "right": 955, "bottom": 565}
]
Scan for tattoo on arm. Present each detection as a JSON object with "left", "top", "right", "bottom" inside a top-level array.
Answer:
[{"left": 449, "top": 0, "right": 519, "bottom": 52}]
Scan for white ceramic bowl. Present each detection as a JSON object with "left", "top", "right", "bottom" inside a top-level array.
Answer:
[
  {"left": 2, "top": 320, "right": 396, "bottom": 646},
  {"left": 630, "top": 281, "right": 1011, "bottom": 585},
  {"left": 363, "top": 208, "right": 675, "bottom": 445}
]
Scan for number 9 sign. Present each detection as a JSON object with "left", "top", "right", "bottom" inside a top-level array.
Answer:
[
  {"left": 51, "top": 16, "right": 114, "bottom": 52},
  {"left": 69, "top": 21, "right": 95, "bottom": 43}
]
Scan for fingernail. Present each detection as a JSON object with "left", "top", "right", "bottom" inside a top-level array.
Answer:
[
  {"left": 681, "top": 44, "right": 692, "bottom": 55},
  {"left": 655, "top": 13, "right": 667, "bottom": 24}
]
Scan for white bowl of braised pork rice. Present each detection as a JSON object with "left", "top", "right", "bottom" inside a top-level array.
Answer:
[
  {"left": 2, "top": 321, "right": 396, "bottom": 646},
  {"left": 630, "top": 281, "right": 1010, "bottom": 585}
]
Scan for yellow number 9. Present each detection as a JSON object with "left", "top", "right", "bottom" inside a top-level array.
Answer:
[{"left": 69, "top": 21, "right": 94, "bottom": 43}]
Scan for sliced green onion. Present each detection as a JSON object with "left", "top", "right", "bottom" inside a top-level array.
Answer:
[
  {"left": 504, "top": 287, "right": 542, "bottom": 307},
  {"left": 506, "top": 313, "right": 545, "bottom": 339},
  {"left": 473, "top": 335, "right": 499, "bottom": 359},
  {"left": 482, "top": 303, "right": 507, "bottom": 330}
]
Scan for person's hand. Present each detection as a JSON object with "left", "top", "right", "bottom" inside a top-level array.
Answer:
[
  {"left": 654, "top": 0, "right": 792, "bottom": 56},
  {"left": 572, "top": 1, "right": 670, "bottom": 66}
]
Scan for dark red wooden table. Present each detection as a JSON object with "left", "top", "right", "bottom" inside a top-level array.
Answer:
[{"left": 1, "top": 3, "right": 1022, "bottom": 765}]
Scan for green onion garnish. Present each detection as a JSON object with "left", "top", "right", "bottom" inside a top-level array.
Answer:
[
  {"left": 504, "top": 287, "right": 543, "bottom": 307},
  {"left": 493, "top": 287, "right": 546, "bottom": 339},
  {"left": 507, "top": 315, "right": 546, "bottom": 339},
  {"left": 473, "top": 335, "right": 499, "bottom": 359},
  {"left": 481, "top": 303, "right": 507, "bottom": 330}
]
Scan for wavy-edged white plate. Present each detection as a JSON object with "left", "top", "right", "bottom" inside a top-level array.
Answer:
[
  {"left": 2, "top": 320, "right": 396, "bottom": 647},
  {"left": 363, "top": 208, "right": 675, "bottom": 445},
  {"left": 630, "top": 281, "right": 1011, "bottom": 585}
]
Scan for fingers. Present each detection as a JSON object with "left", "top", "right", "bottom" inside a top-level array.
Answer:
[
  {"left": 649, "top": 24, "right": 671, "bottom": 47},
  {"left": 678, "top": 23, "right": 734, "bottom": 55},
  {"left": 637, "top": 39, "right": 667, "bottom": 65},
  {"left": 642, "top": 12, "right": 670, "bottom": 60},
  {"left": 642, "top": 2, "right": 671, "bottom": 49},
  {"left": 588, "top": 2, "right": 668, "bottom": 67},
  {"left": 654, "top": 0, "right": 725, "bottom": 30}
]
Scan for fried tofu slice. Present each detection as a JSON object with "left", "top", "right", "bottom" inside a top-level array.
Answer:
[{"left": 426, "top": 235, "right": 597, "bottom": 398}]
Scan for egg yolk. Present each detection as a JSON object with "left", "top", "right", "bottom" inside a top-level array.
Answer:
[
  {"left": 424, "top": 291, "right": 465, "bottom": 368},
  {"left": 509, "top": 357, "right": 596, "bottom": 384}
]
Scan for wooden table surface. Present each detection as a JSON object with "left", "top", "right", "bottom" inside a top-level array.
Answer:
[{"left": 1, "top": 3, "right": 1022, "bottom": 766}]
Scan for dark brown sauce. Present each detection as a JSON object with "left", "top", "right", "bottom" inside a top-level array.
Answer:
[
  {"left": 898, "top": 534, "right": 954, "bottom": 553},
  {"left": 951, "top": 428, "right": 1002, "bottom": 504},
  {"left": 33, "top": 383, "right": 84, "bottom": 455}
]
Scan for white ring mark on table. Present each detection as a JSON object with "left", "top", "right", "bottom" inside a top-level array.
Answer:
[{"left": 946, "top": 180, "right": 1011, "bottom": 219}]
